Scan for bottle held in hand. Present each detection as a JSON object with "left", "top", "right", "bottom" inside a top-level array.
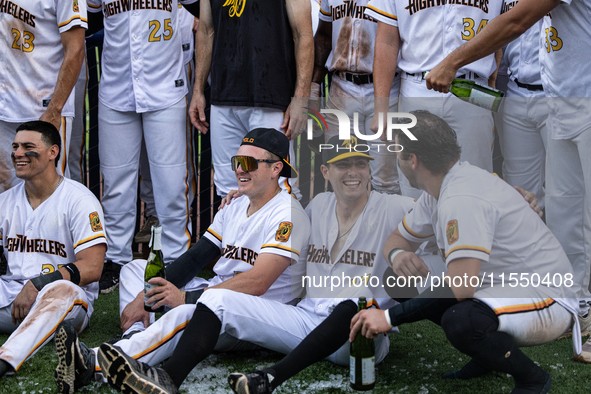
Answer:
[
  {"left": 144, "top": 225, "right": 165, "bottom": 313},
  {"left": 450, "top": 78, "right": 505, "bottom": 112},
  {"left": 350, "top": 297, "right": 376, "bottom": 391}
]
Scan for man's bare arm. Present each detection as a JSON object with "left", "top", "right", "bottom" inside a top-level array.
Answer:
[
  {"left": 312, "top": 20, "right": 332, "bottom": 84},
  {"left": 40, "top": 26, "right": 86, "bottom": 130},
  {"left": 370, "top": 22, "right": 400, "bottom": 137},
  {"left": 382, "top": 228, "right": 430, "bottom": 277},
  {"left": 282, "top": 0, "right": 314, "bottom": 139},
  {"left": 189, "top": 0, "right": 214, "bottom": 132},
  {"left": 427, "top": 0, "right": 560, "bottom": 93}
]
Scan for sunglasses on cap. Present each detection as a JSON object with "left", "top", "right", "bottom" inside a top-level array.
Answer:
[{"left": 231, "top": 155, "right": 280, "bottom": 172}]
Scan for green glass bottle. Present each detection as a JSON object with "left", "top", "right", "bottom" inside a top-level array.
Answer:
[
  {"left": 144, "top": 225, "right": 165, "bottom": 313},
  {"left": 350, "top": 297, "right": 375, "bottom": 391},
  {"left": 450, "top": 78, "right": 505, "bottom": 112}
]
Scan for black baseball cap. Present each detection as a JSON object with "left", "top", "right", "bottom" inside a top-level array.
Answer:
[
  {"left": 322, "top": 135, "right": 374, "bottom": 164},
  {"left": 240, "top": 128, "right": 297, "bottom": 178}
]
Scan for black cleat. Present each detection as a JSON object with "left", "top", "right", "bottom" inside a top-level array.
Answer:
[
  {"left": 54, "top": 320, "right": 95, "bottom": 394},
  {"left": 228, "top": 370, "right": 274, "bottom": 394},
  {"left": 98, "top": 342, "right": 178, "bottom": 394}
]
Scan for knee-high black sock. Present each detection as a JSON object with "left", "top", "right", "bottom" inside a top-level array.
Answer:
[
  {"left": 161, "top": 303, "right": 222, "bottom": 387},
  {"left": 442, "top": 301, "right": 548, "bottom": 390},
  {"left": 264, "top": 300, "right": 357, "bottom": 390}
]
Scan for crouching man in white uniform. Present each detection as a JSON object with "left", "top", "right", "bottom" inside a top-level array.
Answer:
[{"left": 351, "top": 111, "right": 581, "bottom": 394}]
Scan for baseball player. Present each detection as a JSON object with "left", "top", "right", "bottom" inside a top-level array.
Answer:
[
  {"left": 190, "top": 0, "right": 313, "bottom": 198},
  {"left": 0, "top": 121, "right": 106, "bottom": 382},
  {"left": 314, "top": 0, "right": 401, "bottom": 194},
  {"left": 350, "top": 111, "right": 580, "bottom": 393},
  {"left": 134, "top": 6, "right": 198, "bottom": 245},
  {"left": 52, "top": 128, "right": 310, "bottom": 394},
  {"left": 365, "top": 0, "right": 503, "bottom": 198},
  {"left": 426, "top": 0, "right": 591, "bottom": 363},
  {"left": 0, "top": 0, "right": 87, "bottom": 192},
  {"left": 87, "top": 0, "right": 200, "bottom": 293},
  {"left": 214, "top": 136, "right": 439, "bottom": 394},
  {"left": 494, "top": 5, "right": 548, "bottom": 210}
]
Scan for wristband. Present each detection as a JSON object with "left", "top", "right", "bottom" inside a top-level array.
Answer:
[
  {"left": 64, "top": 263, "right": 81, "bottom": 286},
  {"left": 184, "top": 289, "right": 204, "bottom": 304},
  {"left": 387, "top": 248, "right": 405, "bottom": 266},
  {"left": 30, "top": 270, "right": 63, "bottom": 291},
  {"left": 310, "top": 82, "right": 321, "bottom": 98},
  {"left": 384, "top": 309, "right": 393, "bottom": 328}
]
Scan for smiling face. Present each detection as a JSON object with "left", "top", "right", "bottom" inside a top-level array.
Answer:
[
  {"left": 322, "top": 157, "right": 371, "bottom": 203},
  {"left": 234, "top": 144, "right": 282, "bottom": 198},
  {"left": 12, "top": 130, "right": 58, "bottom": 181}
]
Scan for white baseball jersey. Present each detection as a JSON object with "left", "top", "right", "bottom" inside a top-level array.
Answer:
[
  {"left": 178, "top": 5, "right": 194, "bottom": 65},
  {"left": 203, "top": 190, "right": 310, "bottom": 304},
  {"left": 502, "top": 1, "right": 543, "bottom": 85},
  {"left": 299, "top": 191, "right": 415, "bottom": 315},
  {"left": 540, "top": 0, "right": 591, "bottom": 98},
  {"left": 319, "top": 0, "right": 378, "bottom": 74},
  {"left": 0, "top": 0, "right": 87, "bottom": 122},
  {"left": 397, "top": 161, "right": 578, "bottom": 305},
  {"left": 365, "top": 0, "right": 502, "bottom": 78},
  {"left": 0, "top": 178, "right": 107, "bottom": 316},
  {"left": 87, "top": 0, "right": 196, "bottom": 112}
]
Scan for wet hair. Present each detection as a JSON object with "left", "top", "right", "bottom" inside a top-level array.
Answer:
[
  {"left": 15, "top": 121, "right": 61, "bottom": 166},
  {"left": 395, "top": 110, "right": 461, "bottom": 174}
]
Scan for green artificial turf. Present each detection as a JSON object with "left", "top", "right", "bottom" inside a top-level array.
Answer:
[{"left": 2, "top": 288, "right": 590, "bottom": 393}]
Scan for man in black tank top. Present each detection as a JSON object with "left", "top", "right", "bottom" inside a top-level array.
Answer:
[{"left": 189, "top": 0, "right": 313, "bottom": 199}]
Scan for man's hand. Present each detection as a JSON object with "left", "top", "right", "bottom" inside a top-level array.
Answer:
[
  {"left": 39, "top": 108, "right": 62, "bottom": 131},
  {"left": 145, "top": 277, "right": 185, "bottom": 310},
  {"left": 120, "top": 291, "right": 150, "bottom": 332},
  {"left": 392, "top": 251, "right": 430, "bottom": 278},
  {"left": 514, "top": 186, "right": 542, "bottom": 217},
  {"left": 349, "top": 309, "right": 391, "bottom": 342},
  {"left": 189, "top": 91, "right": 209, "bottom": 133},
  {"left": 11, "top": 281, "right": 39, "bottom": 324},
  {"left": 425, "top": 58, "right": 458, "bottom": 94},
  {"left": 369, "top": 97, "right": 391, "bottom": 142},
  {"left": 218, "top": 190, "right": 243, "bottom": 210},
  {"left": 281, "top": 97, "right": 308, "bottom": 140}
]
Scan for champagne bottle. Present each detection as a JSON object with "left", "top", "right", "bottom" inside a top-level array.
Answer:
[
  {"left": 144, "top": 225, "right": 165, "bottom": 313},
  {"left": 350, "top": 297, "right": 375, "bottom": 391},
  {"left": 450, "top": 78, "right": 505, "bottom": 112}
]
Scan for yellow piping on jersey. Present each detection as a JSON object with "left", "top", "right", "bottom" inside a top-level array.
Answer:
[
  {"left": 493, "top": 298, "right": 555, "bottom": 316},
  {"left": 206, "top": 228, "right": 222, "bottom": 242},
  {"left": 73, "top": 233, "right": 106, "bottom": 249},
  {"left": 402, "top": 217, "right": 434, "bottom": 239},
  {"left": 366, "top": 5, "right": 397, "bottom": 20},
  {"left": 131, "top": 320, "right": 190, "bottom": 361},
  {"left": 58, "top": 15, "right": 85, "bottom": 28},
  {"left": 444, "top": 245, "right": 490, "bottom": 259},
  {"left": 261, "top": 244, "right": 299, "bottom": 256},
  {"left": 319, "top": 1, "right": 330, "bottom": 16}
]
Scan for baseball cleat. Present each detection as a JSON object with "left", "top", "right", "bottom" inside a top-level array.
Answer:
[
  {"left": 54, "top": 320, "right": 95, "bottom": 394},
  {"left": 134, "top": 216, "right": 159, "bottom": 244},
  {"left": 573, "top": 337, "right": 591, "bottom": 364},
  {"left": 228, "top": 371, "right": 274, "bottom": 394},
  {"left": 98, "top": 343, "right": 178, "bottom": 394}
]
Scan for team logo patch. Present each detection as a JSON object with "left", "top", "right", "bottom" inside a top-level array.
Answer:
[
  {"left": 341, "top": 136, "right": 358, "bottom": 149},
  {"left": 89, "top": 212, "right": 103, "bottom": 232},
  {"left": 175, "top": 79, "right": 184, "bottom": 87},
  {"left": 223, "top": 0, "right": 246, "bottom": 17},
  {"left": 275, "top": 222, "right": 293, "bottom": 242},
  {"left": 446, "top": 220, "right": 459, "bottom": 245},
  {"left": 73, "top": 0, "right": 79, "bottom": 12}
]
